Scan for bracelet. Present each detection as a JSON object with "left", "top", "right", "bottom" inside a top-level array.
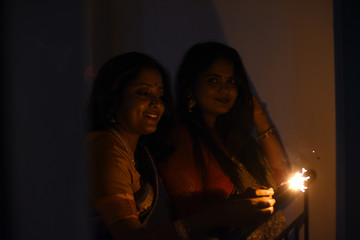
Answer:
[
  {"left": 174, "top": 219, "right": 191, "bottom": 240},
  {"left": 256, "top": 127, "right": 276, "bottom": 141}
]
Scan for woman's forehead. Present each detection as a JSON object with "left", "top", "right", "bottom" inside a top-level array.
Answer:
[{"left": 129, "top": 68, "right": 163, "bottom": 88}]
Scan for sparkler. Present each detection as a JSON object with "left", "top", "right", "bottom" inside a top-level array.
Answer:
[
  {"left": 273, "top": 168, "right": 313, "bottom": 210},
  {"left": 287, "top": 168, "right": 311, "bottom": 192}
]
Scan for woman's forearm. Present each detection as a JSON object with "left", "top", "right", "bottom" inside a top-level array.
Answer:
[{"left": 254, "top": 108, "right": 291, "bottom": 184}]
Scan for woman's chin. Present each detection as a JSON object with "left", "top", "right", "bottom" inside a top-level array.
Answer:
[{"left": 141, "top": 126, "right": 158, "bottom": 135}]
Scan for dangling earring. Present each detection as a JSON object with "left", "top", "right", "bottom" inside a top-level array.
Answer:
[{"left": 186, "top": 91, "right": 196, "bottom": 112}]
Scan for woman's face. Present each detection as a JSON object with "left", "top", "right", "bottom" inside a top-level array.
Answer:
[
  {"left": 115, "top": 68, "right": 165, "bottom": 136},
  {"left": 194, "top": 58, "right": 238, "bottom": 126}
]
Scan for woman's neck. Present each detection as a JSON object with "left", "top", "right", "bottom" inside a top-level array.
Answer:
[
  {"left": 203, "top": 116, "right": 216, "bottom": 129},
  {"left": 202, "top": 112, "right": 217, "bottom": 129}
]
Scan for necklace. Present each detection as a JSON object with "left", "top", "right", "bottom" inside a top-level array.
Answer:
[{"left": 109, "top": 127, "right": 135, "bottom": 166}]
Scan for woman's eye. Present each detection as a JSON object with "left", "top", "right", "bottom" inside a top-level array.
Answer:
[
  {"left": 228, "top": 78, "right": 237, "bottom": 86},
  {"left": 137, "top": 89, "right": 150, "bottom": 97},
  {"left": 208, "top": 78, "right": 219, "bottom": 84}
]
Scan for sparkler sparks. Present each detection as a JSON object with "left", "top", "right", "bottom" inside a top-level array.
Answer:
[{"left": 288, "top": 168, "right": 310, "bottom": 192}]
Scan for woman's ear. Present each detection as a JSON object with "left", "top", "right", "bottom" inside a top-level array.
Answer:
[{"left": 186, "top": 89, "right": 196, "bottom": 112}]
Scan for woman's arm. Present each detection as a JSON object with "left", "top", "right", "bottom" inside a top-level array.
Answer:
[{"left": 252, "top": 96, "right": 291, "bottom": 185}]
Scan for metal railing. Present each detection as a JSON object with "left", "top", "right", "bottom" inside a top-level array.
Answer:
[{"left": 275, "top": 191, "right": 309, "bottom": 240}]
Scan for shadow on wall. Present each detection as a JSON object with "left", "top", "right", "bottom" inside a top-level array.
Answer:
[
  {"left": 88, "top": 0, "right": 227, "bottom": 81},
  {"left": 142, "top": 0, "right": 227, "bottom": 79}
]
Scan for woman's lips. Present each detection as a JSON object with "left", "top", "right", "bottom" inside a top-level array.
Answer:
[
  {"left": 215, "top": 97, "right": 230, "bottom": 103},
  {"left": 143, "top": 112, "right": 159, "bottom": 119}
]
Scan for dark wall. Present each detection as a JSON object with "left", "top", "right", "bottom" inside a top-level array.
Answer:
[
  {"left": 334, "top": 1, "right": 360, "bottom": 239},
  {"left": 1, "top": 0, "right": 359, "bottom": 239},
  {"left": 1, "top": 1, "right": 89, "bottom": 239}
]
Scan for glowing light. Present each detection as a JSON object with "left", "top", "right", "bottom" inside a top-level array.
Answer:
[{"left": 288, "top": 168, "right": 310, "bottom": 192}]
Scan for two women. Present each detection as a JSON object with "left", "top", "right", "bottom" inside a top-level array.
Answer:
[{"left": 87, "top": 51, "right": 277, "bottom": 240}]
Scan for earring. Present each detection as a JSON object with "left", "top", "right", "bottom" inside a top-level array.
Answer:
[{"left": 186, "top": 91, "right": 196, "bottom": 112}]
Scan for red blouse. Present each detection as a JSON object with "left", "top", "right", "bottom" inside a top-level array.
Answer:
[{"left": 159, "top": 126, "right": 234, "bottom": 218}]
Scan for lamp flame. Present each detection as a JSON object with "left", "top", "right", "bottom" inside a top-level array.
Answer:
[{"left": 287, "top": 168, "right": 310, "bottom": 192}]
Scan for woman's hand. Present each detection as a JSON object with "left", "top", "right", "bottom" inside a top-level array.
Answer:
[
  {"left": 188, "top": 187, "right": 276, "bottom": 232},
  {"left": 184, "top": 196, "right": 276, "bottom": 239},
  {"left": 235, "top": 186, "right": 274, "bottom": 199},
  {"left": 212, "top": 196, "right": 275, "bottom": 228},
  {"left": 223, "top": 187, "right": 275, "bottom": 227}
]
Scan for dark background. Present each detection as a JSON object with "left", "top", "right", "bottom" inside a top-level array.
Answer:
[
  {"left": 1, "top": 0, "right": 359, "bottom": 239},
  {"left": 334, "top": 0, "right": 360, "bottom": 239}
]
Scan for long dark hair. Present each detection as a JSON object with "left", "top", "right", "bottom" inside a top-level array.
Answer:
[
  {"left": 88, "top": 52, "right": 175, "bottom": 157},
  {"left": 176, "top": 42, "right": 269, "bottom": 189}
]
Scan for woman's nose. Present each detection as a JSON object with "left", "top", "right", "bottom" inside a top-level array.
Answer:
[
  {"left": 218, "top": 84, "right": 230, "bottom": 93},
  {"left": 149, "top": 96, "right": 162, "bottom": 106}
]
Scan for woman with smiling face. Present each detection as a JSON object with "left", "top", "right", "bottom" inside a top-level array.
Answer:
[
  {"left": 88, "top": 52, "right": 278, "bottom": 240},
  {"left": 159, "top": 42, "right": 291, "bottom": 239},
  {"left": 88, "top": 52, "right": 174, "bottom": 239}
]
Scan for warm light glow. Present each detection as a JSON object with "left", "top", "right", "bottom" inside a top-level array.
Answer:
[{"left": 288, "top": 168, "right": 310, "bottom": 192}]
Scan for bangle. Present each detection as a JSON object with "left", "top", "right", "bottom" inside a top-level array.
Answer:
[
  {"left": 174, "top": 219, "right": 191, "bottom": 240},
  {"left": 256, "top": 127, "right": 276, "bottom": 141}
]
